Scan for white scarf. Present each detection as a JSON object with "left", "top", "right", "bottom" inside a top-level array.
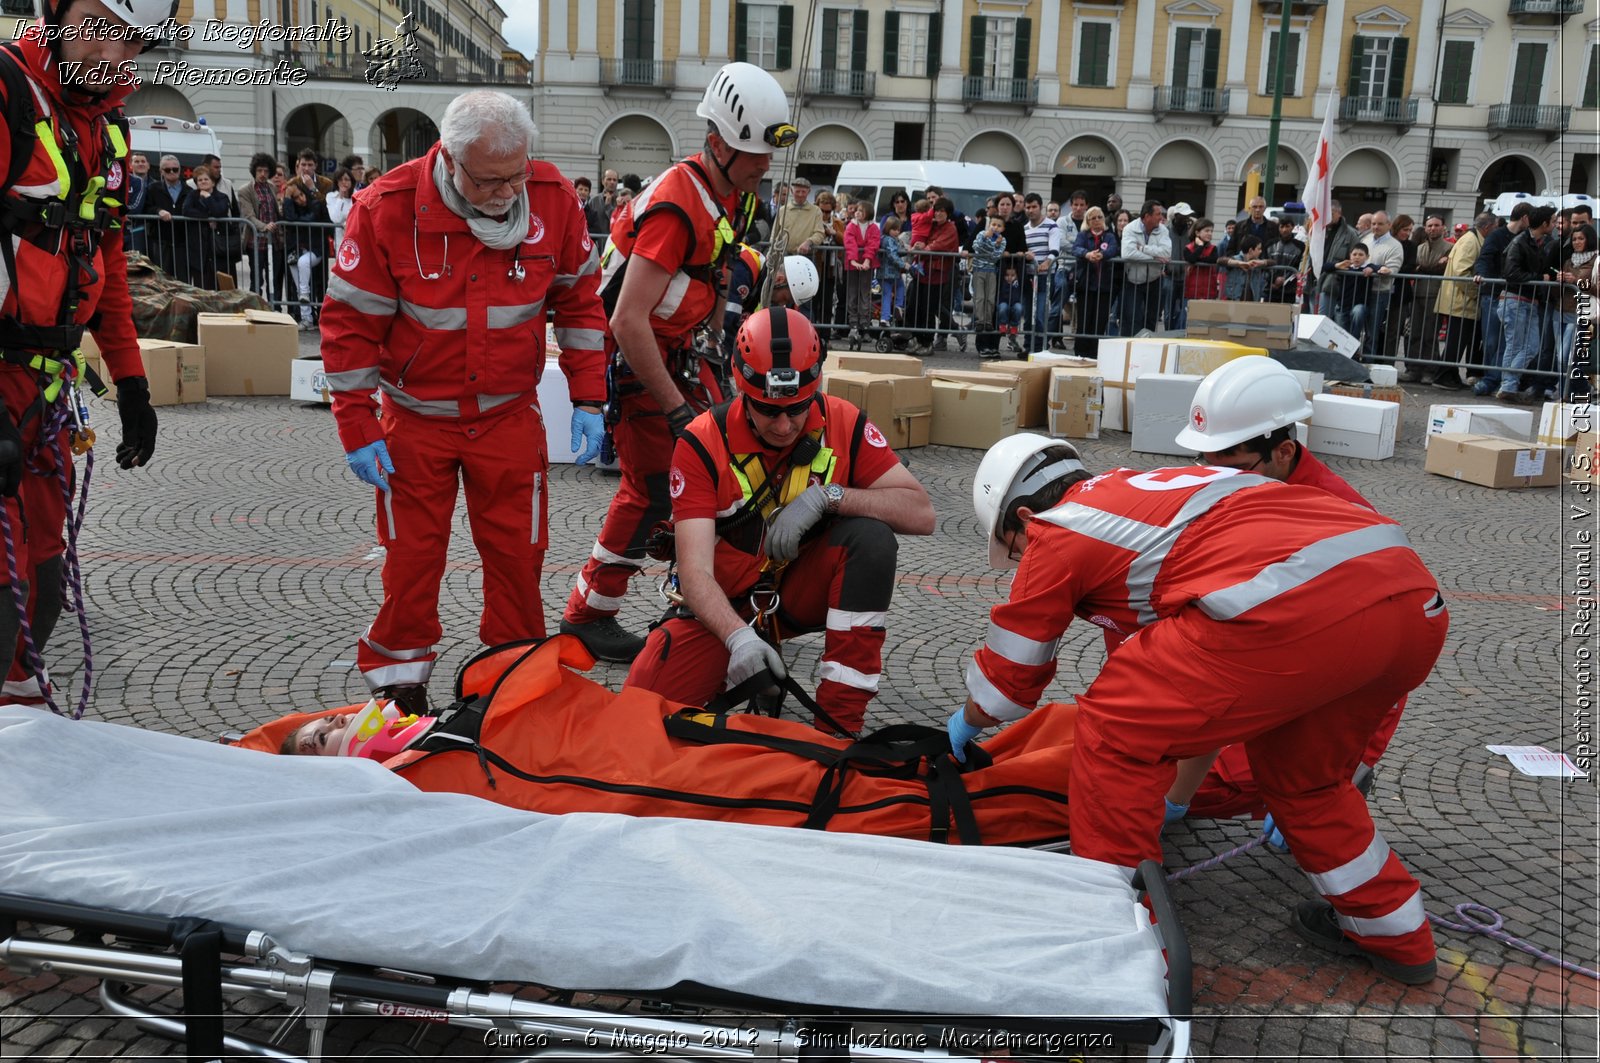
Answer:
[{"left": 433, "top": 154, "right": 528, "bottom": 251}]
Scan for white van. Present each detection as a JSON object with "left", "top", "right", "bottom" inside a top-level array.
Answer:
[
  {"left": 833, "top": 161, "right": 1013, "bottom": 222},
  {"left": 126, "top": 114, "right": 223, "bottom": 178}
]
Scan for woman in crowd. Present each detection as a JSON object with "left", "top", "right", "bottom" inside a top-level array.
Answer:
[
  {"left": 1556, "top": 223, "right": 1597, "bottom": 400},
  {"left": 281, "top": 181, "right": 330, "bottom": 329},
  {"left": 326, "top": 166, "right": 357, "bottom": 245},
  {"left": 181, "top": 167, "right": 230, "bottom": 290},
  {"left": 1072, "top": 207, "right": 1118, "bottom": 358}
]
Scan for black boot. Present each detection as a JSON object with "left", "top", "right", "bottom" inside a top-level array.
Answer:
[
  {"left": 559, "top": 616, "right": 646, "bottom": 662},
  {"left": 375, "top": 683, "right": 430, "bottom": 716}
]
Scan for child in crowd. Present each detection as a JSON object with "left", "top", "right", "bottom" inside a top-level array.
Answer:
[
  {"left": 970, "top": 215, "right": 1007, "bottom": 357},
  {"left": 996, "top": 265, "right": 1025, "bottom": 344},
  {"left": 1180, "top": 218, "right": 1223, "bottom": 326},
  {"left": 1333, "top": 243, "right": 1381, "bottom": 346},
  {"left": 1220, "top": 234, "right": 1268, "bottom": 302},
  {"left": 878, "top": 216, "right": 908, "bottom": 325},
  {"left": 843, "top": 201, "right": 881, "bottom": 340}
]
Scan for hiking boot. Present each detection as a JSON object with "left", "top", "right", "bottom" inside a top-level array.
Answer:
[
  {"left": 559, "top": 616, "right": 646, "bottom": 663},
  {"left": 375, "top": 683, "right": 430, "bottom": 716},
  {"left": 1291, "top": 900, "right": 1437, "bottom": 985}
]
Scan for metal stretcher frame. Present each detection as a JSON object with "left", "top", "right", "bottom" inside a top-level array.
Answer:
[{"left": 0, "top": 877, "right": 1190, "bottom": 1063}]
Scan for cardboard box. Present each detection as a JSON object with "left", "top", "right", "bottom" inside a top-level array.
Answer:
[
  {"left": 1425, "top": 404, "right": 1533, "bottom": 448},
  {"left": 1047, "top": 366, "right": 1103, "bottom": 440},
  {"left": 1130, "top": 373, "right": 1204, "bottom": 456},
  {"left": 1185, "top": 299, "right": 1298, "bottom": 349},
  {"left": 1288, "top": 369, "right": 1325, "bottom": 398},
  {"left": 1569, "top": 428, "right": 1599, "bottom": 483},
  {"left": 215, "top": 272, "right": 236, "bottom": 292},
  {"left": 195, "top": 309, "right": 298, "bottom": 396},
  {"left": 1367, "top": 364, "right": 1398, "bottom": 387},
  {"left": 133, "top": 338, "right": 205, "bottom": 406},
  {"left": 825, "top": 371, "right": 932, "bottom": 449},
  {"left": 1425, "top": 433, "right": 1563, "bottom": 489},
  {"left": 1096, "top": 337, "right": 1174, "bottom": 432},
  {"left": 1295, "top": 313, "right": 1361, "bottom": 357},
  {"left": 1026, "top": 351, "right": 1097, "bottom": 368},
  {"left": 1170, "top": 341, "right": 1268, "bottom": 377},
  {"left": 1308, "top": 393, "right": 1397, "bottom": 460},
  {"left": 1538, "top": 401, "right": 1595, "bottom": 448},
  {"left": 977, "top": 360, "right": 1052, "bottom": 427},
  {"left": 823, "top": 352, "right": 924, "bottom": 377},
  {"left": 930, "top": 379, "right": 1018, "bottom": 449},
  {"left": 290, "top": 357, "right": 332, "bottom": 404},
  {"left": 1326, "top": 383, "right": 1403, "bottom": 442}
]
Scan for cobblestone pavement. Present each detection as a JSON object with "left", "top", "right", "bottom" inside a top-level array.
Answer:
[{"left": 2, "top": 340, "right": 1597, "bottom": 1060}]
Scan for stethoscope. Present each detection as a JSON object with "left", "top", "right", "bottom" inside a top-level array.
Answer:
[{"left": 413, "top": 222, "right": 529, "bottom": 282}]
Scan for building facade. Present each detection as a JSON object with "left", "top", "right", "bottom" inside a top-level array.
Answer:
[{"left": 535, "top": 0, "right": 1598, "bottom": 224}]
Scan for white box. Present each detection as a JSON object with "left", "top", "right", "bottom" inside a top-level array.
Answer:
[
  {"left": 1295, "top": 421, "right": 1309, "bottom": 445},
  {"left": 1296, "top": 314, "right": 1361, "bottom": 357},
  {"left": 1426, "top": 404, "right": 1534, "bottom": 448},
  {"left": 1538, "top": 402, "right": 1595, "bottom": 448},
  {"left": 1367, "top": 365, "right": 1398, "bottom": 387},
  {"left": 1309, "top": 394, "right": 1397, "bottom": 460},
  {"left": 1131, "top": 373, "right": 1204, "bottom": 456},
  {"left": 1288, "top": 369, "right": 1325, "bottom": 396},
  {"left": 290, "top": 358, "right": 331, "bottom": 404},
  {"left": 539, "top": 356, "right": 578, "bottom": 464},
  {"left": 1097, "top": 337, "right": 1180, "bottom": 432}
]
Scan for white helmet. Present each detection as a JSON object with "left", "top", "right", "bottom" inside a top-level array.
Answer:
[
  {"left": 972, "top": 434, "right": 1085, "bottom": 569},
  {"left": 781, "top": 255, "right": 819, "bottom": 304},
  {"left": 697, "top": 63, "right": 797, "bottom": 155},
  {"left": 97, "top": 0, "right": 177, "bottom": 31},
  {"left": 1172, "top": 357, "right": 1311, "bottom": 453}
]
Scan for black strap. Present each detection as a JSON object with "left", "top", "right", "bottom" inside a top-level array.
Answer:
[
  {"left": 174, "top": 921, "right": 226, "bottom": 1062},
  {"left": 0, "top": 44, "right": 38, "bottom": 193}
]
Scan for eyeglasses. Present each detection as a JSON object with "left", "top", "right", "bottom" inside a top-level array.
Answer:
[
  {"left": 456, "top": 162, "right": 530, "bottom": 195},
  {"left": 161, "top": 167, "right": 180, "bottom": 173},
  {"left": 746, "top": 394, "right": 812, "bottom": 420}
]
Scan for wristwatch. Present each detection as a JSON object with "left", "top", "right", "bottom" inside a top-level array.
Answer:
[{"left": 822, "top": 483, "right": 844, "bottom": 515}]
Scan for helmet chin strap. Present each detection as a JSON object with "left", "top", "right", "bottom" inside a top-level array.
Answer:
[{"left": 704, "top": 134, "right": 739, "bottom": 191}]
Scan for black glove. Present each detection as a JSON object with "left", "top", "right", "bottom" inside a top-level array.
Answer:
[
  {"left": 0, "top": 410, "right": 21, "bottom": 497},
  {"left": 665, "top": 403, "right": 695, "bottom": 439},
  {"left": 115, "top": 376, "right": 158, "bottom": 470}
]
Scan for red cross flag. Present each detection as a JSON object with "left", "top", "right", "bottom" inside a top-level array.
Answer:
[{"left": 1304, "top": 90, "right": 1339, "bottom": 277}]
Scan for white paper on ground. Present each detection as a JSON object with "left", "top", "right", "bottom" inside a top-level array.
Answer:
[{"left": 1486, "top": 745, "right": 1588, "bottom": 778}]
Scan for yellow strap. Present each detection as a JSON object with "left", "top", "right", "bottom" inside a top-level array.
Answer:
[
  {"left": 34, "top": 118, "right": 70, "bottom": 201},
  {"left": 79, "top": 175, "right": 105, "bottom": 221},
  {"left": 105, "top": 122, "right": 128, "bottom": 159}
]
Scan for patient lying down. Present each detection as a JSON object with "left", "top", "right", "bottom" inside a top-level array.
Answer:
[{"left": 281, "top": 700, "right": 434, "bottom": 759}]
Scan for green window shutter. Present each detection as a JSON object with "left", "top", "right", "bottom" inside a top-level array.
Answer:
[
  {"left": 883, "top": 11, "right": 899, "bottom": 76},
  {"left": 1093, "top": 23, "right": 1111, "bottom": 86},
  {"left": 969, "top": 16, "right": 986, "bottom": 77},
  {"left": 1346, "top": 34, "right": 1367, "bottom": 98},
  {"left": 1511, "top": 42, "right": 1546, "bottom": 106},
  {"left": 821, "top": 8, "right": 838, "bottom": 69},
  {"left": 1264, "top": 30, "right": 1278, "bottom": 91},
  {"left": 776, "top": 5, "right": 793, "bottom": 69},
  {"left": 1386, "top": 36, "right": 1409, "bottom": 98},
  {"left": 1202, "top": 28, "right": 1220, "bottom": 88},
  {"left": 1285, "top": 31, "right": 1300, "bottom": 91},
  {"left": 1439, "top": 40, "right": 1472, "bottom": 104},
  {"left": 1584, "top": 45, "right": 1599, "bottom": 109},
  {"left": 734, "top": 2, "right": 747, "bottom": 63},
  {"left": 852, "top": 11, "right": 868, "bottom": 71},
  {"left": 1174, "top": 27, "right": 1193, "bottom": 86},
  {"left": 928, "top": 15, "right": 942, "bottom": 76},
  {"left": 1013, "top": 17, "right": 1032, "bottom": 81}
]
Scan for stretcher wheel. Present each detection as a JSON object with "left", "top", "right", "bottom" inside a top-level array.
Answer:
[{"left": 874, "top": 335, "right": 892, "bottom": 352}]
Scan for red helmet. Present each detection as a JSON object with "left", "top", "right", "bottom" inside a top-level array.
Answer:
[{"left": 732, "top": 307, "right": 823, "bottom": 407}]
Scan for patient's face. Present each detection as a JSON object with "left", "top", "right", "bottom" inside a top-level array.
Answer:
[{"left": 291, "top": 713, "right": 355, "bottom": 756}]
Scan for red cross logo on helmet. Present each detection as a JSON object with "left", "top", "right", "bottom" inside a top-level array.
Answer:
[{"left": 1191, "top": 406, "right": 1206, "bottom": 429}]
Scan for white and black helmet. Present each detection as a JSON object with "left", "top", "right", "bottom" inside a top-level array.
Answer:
[{"left": 696, "top": 62, "right": 796, "bottom": 155}]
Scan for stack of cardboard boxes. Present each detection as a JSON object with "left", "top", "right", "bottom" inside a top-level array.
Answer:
[{"left": 820, "top": 353, "right": 935, "bottom": 449}]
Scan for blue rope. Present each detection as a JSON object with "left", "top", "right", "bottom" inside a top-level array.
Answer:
[{"left": 1167, "top": 828, "right": 1600, "bottom": 980}]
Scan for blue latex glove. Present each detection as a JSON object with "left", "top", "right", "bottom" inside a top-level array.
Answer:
[
  {"left": 570, "top": 407, "right": 605, "bottom": 465},
  {"left": 1163, "top": 798, "right": 1190, "bottom": 824},
  {"left": 1262, "top": 813, "right": 1289, "bottom": 852},
  {"left": 346, "top": 439, "right": 394, "bottom": 492},
  {"left": 947, "top": 709, "right": 984, "bottom": 764}
]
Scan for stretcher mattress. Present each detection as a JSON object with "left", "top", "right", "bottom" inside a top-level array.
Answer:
[{"left": 0, "top": 708, "right": 1168, "bottom": 1018}]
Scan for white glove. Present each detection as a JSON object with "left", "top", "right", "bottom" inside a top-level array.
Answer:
[
  {"left": 724, "top": 627, "right": 786, "bottom": 691},
  {"left": 765, "top": 484, "right": 829, "bottom": 562}
]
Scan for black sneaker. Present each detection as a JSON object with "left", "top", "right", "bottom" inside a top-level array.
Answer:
[
  {"left": 1430, "top": 374, "right": 1465, "bottom": 391},
  {"left": 559, "top": 616, "right": 646, "bottom": 662},
  {"left": 375, "top": 683, "right": 430, "bottom": 717},
  {"left": 1291, "top": 900, "right": 1437, "bottom": 985}
]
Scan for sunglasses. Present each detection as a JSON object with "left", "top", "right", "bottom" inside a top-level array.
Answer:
[
  {"left": 161, "top": 167, "right": 180, "bottom": 173},
  {"left": 746, "top": 394, "right": 812, "bottom": 420}
]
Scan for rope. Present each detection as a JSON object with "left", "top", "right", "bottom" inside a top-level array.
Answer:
[
  {"left": 1165, "top": 824, "right": 1600, "bottom": 980},
  {"left": 53, "top": 430, "right": 93, "bottom": 720}
]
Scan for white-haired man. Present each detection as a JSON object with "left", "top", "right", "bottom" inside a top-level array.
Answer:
[{"left": 320, "top": 90, "right": 608, "bottom": 713}]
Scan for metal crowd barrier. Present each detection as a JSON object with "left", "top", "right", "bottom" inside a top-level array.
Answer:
[{"left": 128, "top": 213, "right": 341, "bottom": 322}]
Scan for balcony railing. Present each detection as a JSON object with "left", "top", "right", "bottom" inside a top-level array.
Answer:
[
  {"left": 1338, "top": 95, "right": 1419, "bottom": 127},
  {"left": 1256, "top": 0, "right": 1328, "bottom": 9},
  {"left": 961, "top": 75, "right": 1040, "bottom": 109},
  {"left": 599, "top": 58, "right": 675, "bottom": 92},
  {"left": 1153, "top": 85, "right": 1231, "bottom": 122},
  {"left": 1508, "top": 0, "right": 1582, "bottom": 17},
  {"left": 799, "top": 68, "right": 876, "bottom": 102},
  {"left": 1488, "top": 103, "right": 1572, "bottom": 135}
]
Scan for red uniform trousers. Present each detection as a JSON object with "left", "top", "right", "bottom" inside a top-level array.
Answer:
[
  {"left": 355, "top": 401, "right": 549, "bottom": 690},
  {"left": 626, "top": 516, "right": 896, "bottom": 733},
  {"left": 564, "top": 362, "right": 722, "bottom": 624},
  {"left": 0, "top": 371, "right": 72, "bottom": 703},
  {"left": 1069, "top": 587, "right": 1448, "bottom": 965}
]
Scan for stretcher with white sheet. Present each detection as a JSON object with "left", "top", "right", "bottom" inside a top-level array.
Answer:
[{"left": 0, "top": 707, "right": 1192, "bottom": 1060}]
